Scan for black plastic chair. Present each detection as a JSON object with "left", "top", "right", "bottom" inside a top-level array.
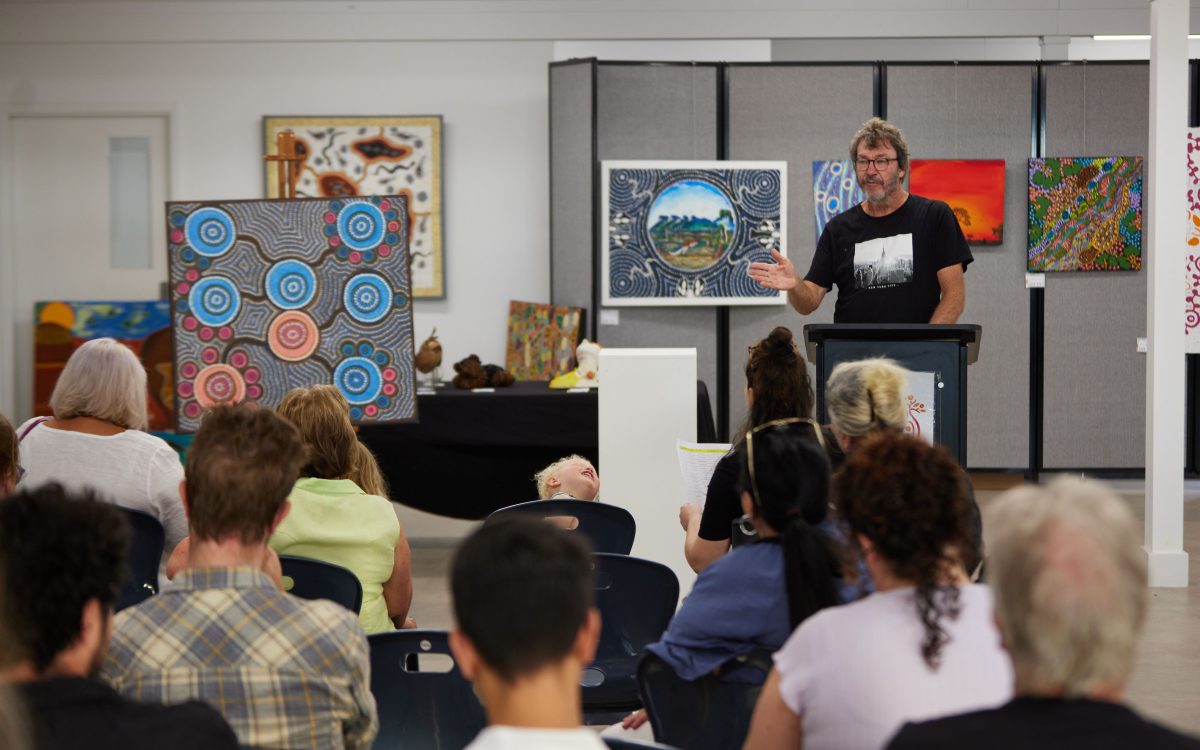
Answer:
[
  {"left": 637, "top": 650, "right": 774, "bottom": 750},
  {"left": 117, "top": 508, "right": 164, "bottom": 612},
  {"left": 368, "top": 630, "right": 487, "bottom": 750},
  {"left": 278, "top": 555, "right": 363, "bottom": 614},
  {"left": 488, "top": 500, "right": 636, "bottom": 554},
  {"left": 584, "top": 553, "right": 679, "bottom": 722},
  {"left": 604, "top": 738, "right": 681, "bottom": 750}
]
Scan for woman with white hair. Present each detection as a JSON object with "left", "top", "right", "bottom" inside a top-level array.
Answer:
[{"left": 16, "top": 338, "right": 186, "bottom": 579}]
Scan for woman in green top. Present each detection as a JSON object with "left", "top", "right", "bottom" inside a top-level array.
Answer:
[{"left": 272, "top": 385, "right": 413, "bottom": 634}]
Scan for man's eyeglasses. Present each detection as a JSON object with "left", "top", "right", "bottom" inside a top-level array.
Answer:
[
  {"left": 855, "top": 157, "right": 898, "bottom": 171},
  {"left": 746, "top": 417, "right": 826, "bottom": 508}
]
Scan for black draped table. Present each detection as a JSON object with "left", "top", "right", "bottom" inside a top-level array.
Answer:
[{"left": 357, "top": 380, "right": 717, "bottom": 520}]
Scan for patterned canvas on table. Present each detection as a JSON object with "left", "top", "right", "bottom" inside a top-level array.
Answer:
[
  {"left": 602, "top": 161, "right": 787, "bottom": 306},
  {"left": 812, "top": 160, "right": 864, "bottom": 245},
  {"left": 1028, "top": 157, "right": 1143, "bottom": 272},
  {"left": 505, "top": 301, "right": 584, "bottom": 381},
  {"left": 33, "top": 301, "right": 175, "bottom": 431},
  {"left": 1187, "top": 129, "right": 1200, "bottom": 353},
  {"left": 909, "top": 159, "right": 1005, "bottom": 245},
  {"left": 264, "top": 116, "right": 444, "bottom": 298},
  {"left": 167, "top": 197, "right": 416, "bottom": 432}
]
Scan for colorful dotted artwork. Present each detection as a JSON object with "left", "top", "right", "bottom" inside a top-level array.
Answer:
[
  {"left": 167, "top": 197, "right": 417, "bottom": 431},
  {"left": 263, "top": 116, "right": 444, "bottom": 299},
  {"left": 1027, "top": 157, "right": 1143, "bottom": 272}
]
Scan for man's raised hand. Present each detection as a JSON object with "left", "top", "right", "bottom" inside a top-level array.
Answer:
[{"left": 748, "top": 249, "right": 797, "bottom": 291}]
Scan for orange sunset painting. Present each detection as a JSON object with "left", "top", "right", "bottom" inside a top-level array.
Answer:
[{"left": 909, "top": 159, "right": 1005, "bottom": 245}]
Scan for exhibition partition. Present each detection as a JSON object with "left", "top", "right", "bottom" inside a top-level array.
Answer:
[{"left": 549, "top": 57, "right": 1200, "bottom": 476}]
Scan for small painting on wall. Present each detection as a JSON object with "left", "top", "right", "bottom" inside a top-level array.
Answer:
[
  {"left": 264, "top": 116, "right": 444, "bottom": 298},
  {"left": 167, "top": 197, "right": 417, "bottom": 431},
  {"left": 33, "top": 301, "right": 175, "bottom": 431},
  {"left": 505, "top": 301, "right": 584, "bottom": 381},
  {"left": 812, "top": 160, "right": 864, "bottom": 245},
  {"left": 909, "top": 159, "right": 1005, "bottom": 245},
  {"left": 602, "top": 161, "right": 787, "bottom": 306},
  {"left": 1028, "top": 156, "right": 1143, "bottom": 272}
]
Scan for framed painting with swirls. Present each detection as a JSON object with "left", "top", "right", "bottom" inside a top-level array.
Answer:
[
  {"left": 601, "top": 161, "right": 788, "bottom": 307},
  {"left": 166, "top": 197, "right": 417, "bottom": 431},
  {"left": 263, "top": 116, "right": 444, "bottom": 299}
]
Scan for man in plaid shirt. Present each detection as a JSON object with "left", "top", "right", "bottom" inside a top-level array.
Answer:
[{"left": 101, "top": 404, "right": 378, "bottom": 749}]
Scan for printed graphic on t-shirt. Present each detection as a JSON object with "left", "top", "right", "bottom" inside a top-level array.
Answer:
[{"left": 853, "top": 233, "right": 914, "bottom": 289}]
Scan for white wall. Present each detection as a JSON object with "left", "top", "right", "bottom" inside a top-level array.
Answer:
[{"left": 0, "top": 39, "right": 553, "bottom": 417}]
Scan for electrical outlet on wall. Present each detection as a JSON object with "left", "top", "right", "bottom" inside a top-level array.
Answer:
[{"left": 1136, "top": 337, "right": 1148, "bottom": 353}]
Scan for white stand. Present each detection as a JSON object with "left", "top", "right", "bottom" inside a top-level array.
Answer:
[
  {"left": 598, "top": 348, "right": 698, "bottom": 603},
  {"left": 1145, "top": 0, "right": 1190, "bottom": 587}
]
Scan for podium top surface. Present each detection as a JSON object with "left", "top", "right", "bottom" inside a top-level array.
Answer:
[{"left": 803, "top": 324, "right": 982, "bottom": 365}]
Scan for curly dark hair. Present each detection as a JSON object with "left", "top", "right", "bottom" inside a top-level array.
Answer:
[
  {"left": 738, "top": 327, "right": 814, "bottom": 438},
  {"left": 0, "top": 483, "right": 129, "bottom": 672},
  {"left": 834, "top": 431, "right": 972, "bottom": 669}
]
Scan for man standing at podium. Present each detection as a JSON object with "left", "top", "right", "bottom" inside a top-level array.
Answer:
[{"left": 749, "top": 118, "right": 972, "bottom": 324}]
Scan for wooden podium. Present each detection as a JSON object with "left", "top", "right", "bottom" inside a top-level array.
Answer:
[{"left": 803, "top": 324, "right": 982, "bottom": 464}]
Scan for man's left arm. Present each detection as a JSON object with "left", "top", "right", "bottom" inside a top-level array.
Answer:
[{"left": 929, "top": 264, "right": 965, "bottom": 324}]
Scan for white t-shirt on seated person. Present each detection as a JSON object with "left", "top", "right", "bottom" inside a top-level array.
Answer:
[
  {"left": 773, "top": 584, "right": 1012, "bottom": 750},
  {"left": 464, "top": 726, "right": 607, "bottom": 750},
  {"left": 17, "top": 419, "right": 187, "bottom": 584}
]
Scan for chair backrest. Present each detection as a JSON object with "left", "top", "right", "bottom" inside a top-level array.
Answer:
[
  {"left": 117, "top": 507, "right": 164, "bottom": 612},
  {"left": 368, "top": 630, "right": 487, "bottom": 750},
  {"left": 637, "top": 650, "right": 773, "bottom": 750},
  {"left": 278, "top": 555, "right": 363, "bottom": 614},
  {"left": 584, "top": 553, "right": 679, "bottom": 713},
  {"left": 487, "top": 499, "right": 636, "bottom": 554}
]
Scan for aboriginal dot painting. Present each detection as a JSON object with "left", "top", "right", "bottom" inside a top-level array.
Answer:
[
  {"left": 167, "top": 197, "right": 417, "bottom": 431},
  {"left": 264, "top": 116, "right": 444, "bottom": 299},
  {"left": 1027, "top": 156, "right": 1143, "bottom": 272},
  {"left": 1186, "top": 129, "right": 1200, "bottom": 354},
  {"left": 505, "top": 301, "right": 583, "bottom": 381},
  {"left": 812, "top": 160, "right": 864, "bottom": 246},
  {"left": 602, "top": 160, "right": 788, "bottom": 307}
]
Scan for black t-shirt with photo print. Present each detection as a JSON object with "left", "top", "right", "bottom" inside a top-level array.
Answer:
[{"left": 804, "top": 194, "right": 972, "bottom": 324}]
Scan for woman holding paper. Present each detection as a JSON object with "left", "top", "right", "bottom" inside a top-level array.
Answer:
[{"left": 680, "top": 326, "right": 839, "bottom": 573}]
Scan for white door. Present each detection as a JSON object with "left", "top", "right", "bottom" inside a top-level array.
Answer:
[{"left": 8, "top": 114, "right": 169, "bottom": 423}]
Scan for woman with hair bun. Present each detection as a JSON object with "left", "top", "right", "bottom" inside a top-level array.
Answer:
[
  {"left": 681, "top": 326, "right": 837, "bottom": 573},
  {"left": 826, "top": 356, "right": 984, "bottom": 578},
  {"left": 743, "top": 431, "right": 1011, "bottom": 750},
  {"left": 825, "top": 356, "right": 909, "bottom": 451}
]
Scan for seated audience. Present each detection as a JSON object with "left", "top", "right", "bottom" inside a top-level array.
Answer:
[
  {"left": 0, "top": 484, "right": 236, "bottom": 750},
  {"left": 449, "top": 517, "right": 605, "bottom": 750},
  {"left": 0, "top": 414, "right": 17, "bottom": 497},
  {"left": 888, "top": 479, "right": 1200, "bottom": 749},
  {"left": 682, "top": 326, "right": 839, "bottom": 573},
  {"left": 101, "top": 405, "right": 377, "bottom": 749},
  {"left": 743, "top": 431, "right": 1011, "bottom": 750},
  {"left": 15, "top": 338, "right": 186, "bottom": 581},
  {"left": 621, "top": 417, "right": 844, "bottom": 732},
  {"left": 271, "top": 385, "right": 412, "bottom": 634},
  {"left": 534, "top": 454, "right": 600, "bottom": 500},
  {"left": 826, "top": 357, "right": 984, "bottom": 577}
]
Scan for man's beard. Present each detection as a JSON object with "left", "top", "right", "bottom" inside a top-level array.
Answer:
[{"left": 861, "top": 172, "right": 900, "bottom": 204}]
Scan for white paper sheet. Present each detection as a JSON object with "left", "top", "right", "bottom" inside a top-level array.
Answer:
[{"left": 676, "top": 439, "right": 732, "bottom": 506}]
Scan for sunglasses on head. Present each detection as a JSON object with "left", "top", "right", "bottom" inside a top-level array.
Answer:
[{"left": 746, "top": 417, "right": 825, "bottom": 508}]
